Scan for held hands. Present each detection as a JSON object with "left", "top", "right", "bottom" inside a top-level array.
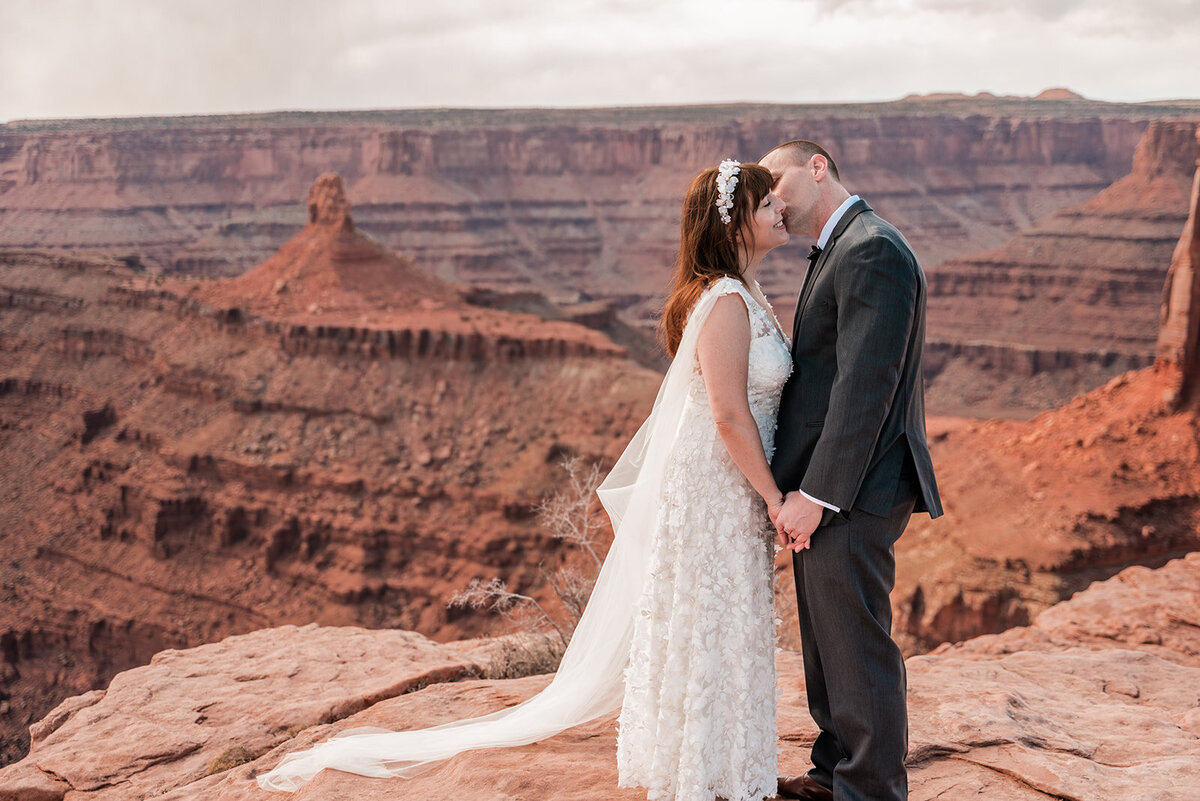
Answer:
[
  {"left": 766, "top": 494, "right": 784, "bottom": 533},
  {"left": 775, "top": 491, "right": 822, "bottom": 552}
]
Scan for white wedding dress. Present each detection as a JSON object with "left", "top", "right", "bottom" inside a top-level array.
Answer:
[
  {"left": 256, "top": 275, "right": 792, "bottom": 799},
  {"left": 617, "top": 276, "right": 792, "bottom": 801}
]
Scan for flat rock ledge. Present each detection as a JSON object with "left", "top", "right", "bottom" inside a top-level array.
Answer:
[{"left": 1, "top": 553, "right": 1198, "bottom": 801}]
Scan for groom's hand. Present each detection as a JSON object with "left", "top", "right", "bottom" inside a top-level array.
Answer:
[{"left": 778, "top": 491, "right": 821, "bottom": 552}]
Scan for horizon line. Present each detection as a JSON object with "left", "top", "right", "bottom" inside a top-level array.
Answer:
[{"left": 8, "top": 92, "right": 1200, "bottom": 128}]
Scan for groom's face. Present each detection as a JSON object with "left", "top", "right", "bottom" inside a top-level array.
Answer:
[{"left": 759, "top": 152, "right": 821, "bottom": 238}]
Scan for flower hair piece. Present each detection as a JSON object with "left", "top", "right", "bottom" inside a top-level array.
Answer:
[{"left": 715, "top": 158, "right": 740, "bottom": 224}]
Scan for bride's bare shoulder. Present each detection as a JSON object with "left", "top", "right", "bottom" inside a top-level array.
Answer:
[
  {"left": 698, "top": 287, "right": 751, "bottom": 337},
  {"left": 681, "top": 276, "right": 750, "bottom": 340}
]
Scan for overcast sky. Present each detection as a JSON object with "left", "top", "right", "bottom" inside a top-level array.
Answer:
[{"left": 1, "top": 0, "right": 1197, "bottom": 122}]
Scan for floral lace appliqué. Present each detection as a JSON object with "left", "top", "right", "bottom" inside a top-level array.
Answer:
[{"left": 616, "top": 275, "right": 793, "bottom": 801}]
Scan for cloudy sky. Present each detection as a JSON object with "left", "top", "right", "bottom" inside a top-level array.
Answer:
[{"left": 1, "top": 0, "right": 1197, "bottom": 122}]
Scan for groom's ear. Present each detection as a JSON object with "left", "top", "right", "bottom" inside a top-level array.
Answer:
[{"left": 811, "top": 154, "right": 829, "bottom": 181}]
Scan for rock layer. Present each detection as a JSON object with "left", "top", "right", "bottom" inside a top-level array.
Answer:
[
  {"left": 5, "top": 100, "right": 1200, "bottom": 415},
  {"left": 925, "top": 121, "right": 1200, "bottom": 417},
  {"left": 0, "top": 100, "right": 1182, "bottom": 309},
  {"left": 0, "top": 237, "right": 659, "bottom": 766},
  {"left": 1, "top": 553, "right": 1196, "bottom": 800}
]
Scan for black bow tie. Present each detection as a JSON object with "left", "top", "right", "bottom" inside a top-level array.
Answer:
[{"left": 808, "top": 244, "right": 822, "bottom": 263}]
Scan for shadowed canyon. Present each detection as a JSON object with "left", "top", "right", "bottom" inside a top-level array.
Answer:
[{"left": 2, "top": 99, "right": 1200, "bottom": 797}]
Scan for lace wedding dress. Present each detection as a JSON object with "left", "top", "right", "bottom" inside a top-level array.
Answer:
[
  {"left": 616, "top": 276, "right": 792, "bottom": 801},
  {"left": 256, "top": 275, "right": 791, "bottom": 797}
]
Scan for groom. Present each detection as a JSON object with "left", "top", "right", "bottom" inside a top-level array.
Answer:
[{"left": 760, "top": 140, "right": 943, "bottom": 801}]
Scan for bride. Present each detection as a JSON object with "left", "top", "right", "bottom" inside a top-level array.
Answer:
[{"left": 257, "top": 159, "right": 794, "bottom": 801}]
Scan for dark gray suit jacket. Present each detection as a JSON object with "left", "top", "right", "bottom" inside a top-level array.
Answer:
[{"left": 771, "top": 199, "right": 943, "bottom": 521}]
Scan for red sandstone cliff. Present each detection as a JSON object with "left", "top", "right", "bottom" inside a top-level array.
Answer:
[
  {"left": 886, "top": 364, "right": 1200, "bottom": 654},
  {"left": 0, "top": 177, "right": 661, "bottom": 765},
  {"left": 6, "top": 103, "right": 1200, "bottom": 775},
  {"left": 0, "top": 100, "right": 1183, "bottom": 309},
  {"left": 750, "top": 127, "right": 1200, "bottom": 657},
  {"left": 867, "top": 126, "right": 1200, "bottom": 654},
  {"left": 1157, "top": 126, "right": 1200, "bottom": 407},
  {"left": 924, "top": 121, "right": 1200, "bottom": 417},
  {"left": 5, "top": 100, "right": 1199, "bottom": 415}
]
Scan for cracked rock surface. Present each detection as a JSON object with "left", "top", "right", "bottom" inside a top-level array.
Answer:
[{"left": 1, "top": 555, "right": 1198, "bottom": 800}]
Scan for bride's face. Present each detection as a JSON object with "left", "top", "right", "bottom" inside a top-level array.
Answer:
[{"left": 742, "top": 191, "right": 789, "bottom": 257}]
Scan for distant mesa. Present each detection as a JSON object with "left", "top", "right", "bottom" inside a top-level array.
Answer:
[
  {"left": 901, "top": 87, "right": 1086, "bottom": 102},
  {"left": 198, "top": 172, "right": 464, "bottom": 321},
  {"left": 1034, "top": 87, "right": 1086, "bottom": 101},
  {"left": 900, "top": 91, "right": 984, "bottom": 102}
]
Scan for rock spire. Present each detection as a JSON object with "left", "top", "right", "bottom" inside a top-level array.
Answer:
[
  {"left": 1155, "top": 125, "right": 1200, "bottom": 408},
  {"left": 307, "top": 172, "right": 353, "bottom": 228}
]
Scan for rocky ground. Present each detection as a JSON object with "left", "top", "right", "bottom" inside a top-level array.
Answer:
[{"left": 1, "top": 552, "right": 1196, "bottom": 801}]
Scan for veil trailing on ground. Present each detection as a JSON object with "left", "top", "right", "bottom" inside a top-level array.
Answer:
[{"left": 256, "top": 287, "right": 730, "bottom": 792}]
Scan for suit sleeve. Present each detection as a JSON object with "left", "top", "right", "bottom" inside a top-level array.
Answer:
[{"left": 798, "top": 234, "right": 917, "bottom": 513}]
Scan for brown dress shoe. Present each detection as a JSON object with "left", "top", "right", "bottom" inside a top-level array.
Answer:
[{"left": 777, "top": 774, "right": 834, "bottom": 800}]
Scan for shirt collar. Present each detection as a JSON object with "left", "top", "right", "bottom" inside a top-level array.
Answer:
[{"left": 816, "top": 194, "right": 861, "bottom": 249}]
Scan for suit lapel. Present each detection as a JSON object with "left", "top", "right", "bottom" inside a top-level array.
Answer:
[{"left": 791, "top": 199, "right": 873, "bottom": 343}]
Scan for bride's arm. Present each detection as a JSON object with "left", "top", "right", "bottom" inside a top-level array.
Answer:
[{"left": 697, "top": 292, "right": 785, "bottom": 522}]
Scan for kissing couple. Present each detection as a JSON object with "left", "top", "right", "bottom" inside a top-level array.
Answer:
[{"left": 257, "top": 139, "right": 943, "bottom": 801}]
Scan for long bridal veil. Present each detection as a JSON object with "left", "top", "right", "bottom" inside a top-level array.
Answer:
[{"left": 256, "top": 286, "right": 731, "bottom": 792}]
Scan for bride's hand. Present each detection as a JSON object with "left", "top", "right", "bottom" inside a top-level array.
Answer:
[{"left": 766, "top": 494, "right": 785, "bottom": 540}]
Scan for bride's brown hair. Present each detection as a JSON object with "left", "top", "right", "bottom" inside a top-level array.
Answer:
[{"left": 658, "top": 162, "right": 773, "bottom": 356}]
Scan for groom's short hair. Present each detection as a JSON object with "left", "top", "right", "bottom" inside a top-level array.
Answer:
[{"left": 763, "top": 139, "right": 840, "bottom": 182}]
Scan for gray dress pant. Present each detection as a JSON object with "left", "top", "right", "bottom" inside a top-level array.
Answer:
[{"left": 792, "top": 475, "right": 917, "bottom": 801}]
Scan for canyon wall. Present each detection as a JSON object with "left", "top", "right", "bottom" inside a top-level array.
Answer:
[
  {"left": 5, "top": 100, "right": 1200, "bottom": 768},
  {"left": 1, "top": 100, "right": 1186, "bottom": 317},
  {"left": 0, "top": 244, "right": 659, "bottom": 766},
  {"left": 924, "top": 121, "right": 1200, "bottom": 417},
  {"left": 781, "top": 131, "right": 1200, "bottom": 656},
  {"left": 6, "top": 99, "right": 1200, "bottom": 414}
]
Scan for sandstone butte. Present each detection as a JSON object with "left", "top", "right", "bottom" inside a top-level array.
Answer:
[
  {"left": 0, "top": 549, "right": 1196, "bottom": 801},
  {"left": 0, "top": 175, "right": 662, "bottom": 766},
  {"left": 4, "top": 98, "right": 1200, "bottom": 415}
]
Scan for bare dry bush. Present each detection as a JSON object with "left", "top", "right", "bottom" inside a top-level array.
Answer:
[{"left": 449, "top": 455, "right": 609, "bottom": 655}]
